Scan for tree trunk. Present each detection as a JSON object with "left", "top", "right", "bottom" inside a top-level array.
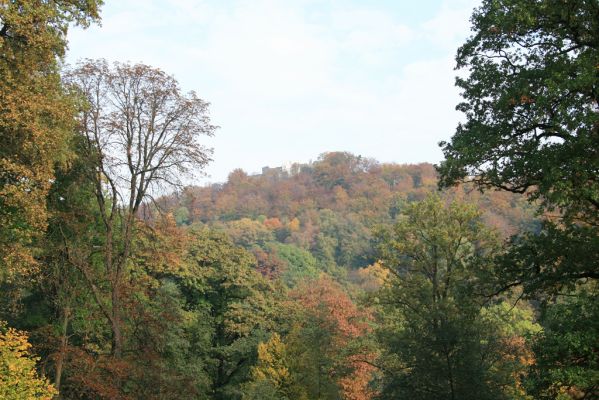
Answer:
[
  {"left": 111, "top": 283, "right": 123, "bottom": 357},
  {"left": 446, "top": 350, "right": 456, "bottom": 400},
  {"left": 104, "top": 226, "right": 124, "bottom": 358},
  {"left": 54, "top": 307, "right": 71, "bottom": 397}
]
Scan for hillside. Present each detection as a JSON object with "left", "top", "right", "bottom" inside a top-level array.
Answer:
[{"left": 159, "top": 152, "right": 537, "bottom": 285}]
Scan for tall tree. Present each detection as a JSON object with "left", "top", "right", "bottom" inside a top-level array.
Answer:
[
  {"left": 243, "top": 333, "right": 299, "bottom": 400},
  {"left": 525, "top": 288, "right": 599, "bottom": 399},
  {"left": 180, "top": 227, "right": 279, "bottom": 399},
  {"left": 437, "top": 3, "right": 599, "bottom": 396},
  {"left": 64, "top": 60, "right": 216, "bottom": 357},
  {"left": 374, "top": 196, "right": 520, "bottom": 400},
  {"left": 0, "top": 0, "right": 101, "bottom": 285},
  {"left": 287, "top": 276, "right": 375, "bottom": 400},
  {"left": 37, "top": 139, "right": 102, "bottom": 395}
]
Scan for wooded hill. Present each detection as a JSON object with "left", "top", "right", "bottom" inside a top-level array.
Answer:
[{"left": 158, "top": 152, "right": 537, "bottom": 284}]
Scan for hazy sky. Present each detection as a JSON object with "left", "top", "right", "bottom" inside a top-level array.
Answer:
[{"left": 66, "top": 0, "right": 480, "bottom": 183}]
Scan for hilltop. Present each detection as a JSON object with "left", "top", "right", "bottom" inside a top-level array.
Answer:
[{"left": 158, "top": 151, "right": 537, "bottom": 284}]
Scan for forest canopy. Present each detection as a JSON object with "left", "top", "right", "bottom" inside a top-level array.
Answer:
[{"left": 0, "top": 0, "right": 597, "bottom": 399}]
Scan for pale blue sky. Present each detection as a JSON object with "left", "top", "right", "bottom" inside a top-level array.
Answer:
[{"left": 66, "top": 0, "right": 480, "bottom": 183}]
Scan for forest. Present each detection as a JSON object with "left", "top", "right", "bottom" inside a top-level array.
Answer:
[{"left": 0, "top": 1, "right": 597, "bottom": 399}]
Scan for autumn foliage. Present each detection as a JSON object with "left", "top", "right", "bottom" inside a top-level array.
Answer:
[
  {"left": 1, "top": 0, "right": 597, "bottom": 399},
  {"left": 0, "top": 322, "right": 57, "bottom": 400}
]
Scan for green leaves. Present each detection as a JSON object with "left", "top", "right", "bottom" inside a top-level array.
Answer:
[
  {"left": 374, "top": 196, "right": 527, "bottom": 400},
  {"left": 496, "top": 222, "right": 599, "bottom": 297},
  {"left": 526, "top": 290, "right": 599, "bottom": 398},
  {"left": 439, "top": 0, "right": 599, "bottom": 224},
  {"left": 439, "top": 2, "right": 599, "bottom": 398}
]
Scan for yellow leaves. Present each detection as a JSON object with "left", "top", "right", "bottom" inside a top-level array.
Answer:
[
  {"left": 0, "top": 0, "right": 100, "bottom": 286},
  {"left": 352, "top": 262, "right": 390, "bottom": 292},
  {"left": 0, "top": 322, "right": 58, "bottom": 399},
  {"left": 333, "top": 185, "right": 350, "bottom": 205},
  {"left": 287, "top": 217, "right": 300, "bottom": 232},
  {"left": 251, "top": 333, "right": 293, "bottom": 390}
]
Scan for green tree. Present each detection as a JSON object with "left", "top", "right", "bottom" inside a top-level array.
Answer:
[
  {"left": 181, "top": 227, "right": 279, "bottom": 399},
  {"left": 525, "top": 289, "right": 599, "bottom": 399},
  {"left": 35, "top": 139, "right": 104, "bottom": 394},
  {"left": 285, "top": 314, "right": 339, "bottom": 400},
  {"left": 124, "top": 280, "right": 212, "bottom": 400},
  {"left": 174, "top": 206, "right": 191, "bottom": 225},
  {"left": 317, "top": 209, "right": 373, "bottom": 269},
  {"left": 438, "top": 0, "right": 598, "bottom": 223},
  {"left": 437, "top": 0, "right": 599, "bottom": 289},
  {"left": 272, "top": 243, "right": 319, "bottom": 287},
  {"left": 437, "top": 2, "right": 599, "bottom": 397},
  {"left": 221, "top": 218, "right": 275, "bottom": 248},
  {"left": 374, "top": 196, "right": 520, "bottom": 400}
]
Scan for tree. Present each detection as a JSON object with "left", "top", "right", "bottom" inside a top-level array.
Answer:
[
  {"left": 181, "top": 227, "right": 279, "bottom": 399},
  {"left": 252, "top": 247, "right": 287, "bottom": 280},
  {"left": 221, "top": 218, "right": 274, "bottom": 248},
  {"left": 243, "top": 333, "right": 298, "bottom": 400},
  {"left": 35, "top": 139, "right": 103, "bottom": 394},
  {"left": 286, "top": 276, "right": 375, "bottom": 400},
  {"left": 438, "top": 0, "right": 598, "bottom": 222},
  {"left": 0, "top": 0, "right": 101, "bottom": 286},
  {"left": 437, "top": 3, "right": 599, "bottom": 396},
  {"left": 64, "top": 59, "right": 216, "bottom": 357},
  {"left": 374, "top": 196, "right": 520, "bottom": 400},
  {"left": 313, "top": 152, "right": 375, "bottom": 190},
  {"left": 437, "top": 0, "right": 599, "bottom": 290},
  {"left": 272, "top": 243, "right": 319, "bottom": 287},
  {"left": 0, "top": 321, "right": 57, "bottom": 400},
  {"left": 525, "top": 289, "right": 599, "bottom": 399}
]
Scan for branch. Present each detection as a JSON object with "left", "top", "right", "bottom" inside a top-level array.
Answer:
[{"left": 60, "top": 229, "right": 114, "bottom": 326}]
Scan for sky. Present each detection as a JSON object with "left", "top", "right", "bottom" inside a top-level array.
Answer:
[{"left": 66, "top": 0, "right": 481, "bottom": 184}]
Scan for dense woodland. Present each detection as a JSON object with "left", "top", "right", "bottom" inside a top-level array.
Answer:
[{"left": 0, "top": 1, "right": 597, "bottom": 399}]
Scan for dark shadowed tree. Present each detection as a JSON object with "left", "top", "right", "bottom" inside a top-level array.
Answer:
[
  {"left": 437, "top": 0, "right": 599, "bottom": 292},
  {"left": 438, "top": 0, "right": 598, "bottom": 222},
  {"left": 437, "top": 1, "right": 599, "bottom": 397}
]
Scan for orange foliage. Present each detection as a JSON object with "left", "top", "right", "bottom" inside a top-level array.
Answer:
[
  {"left": 135, "top": 213, "right": 190, "bottom": 277},
  {"left": 65, "top": 348, "right": 132, "bottom": 400},
  {"left": 253, "top": 247, "right": 287, "bottom": 279},
  {"left": 292, "top": 276, "right": 376, "bottom": 400},
  {"left": 264, "top": 217, "right": 284, "bottom": 230}
]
